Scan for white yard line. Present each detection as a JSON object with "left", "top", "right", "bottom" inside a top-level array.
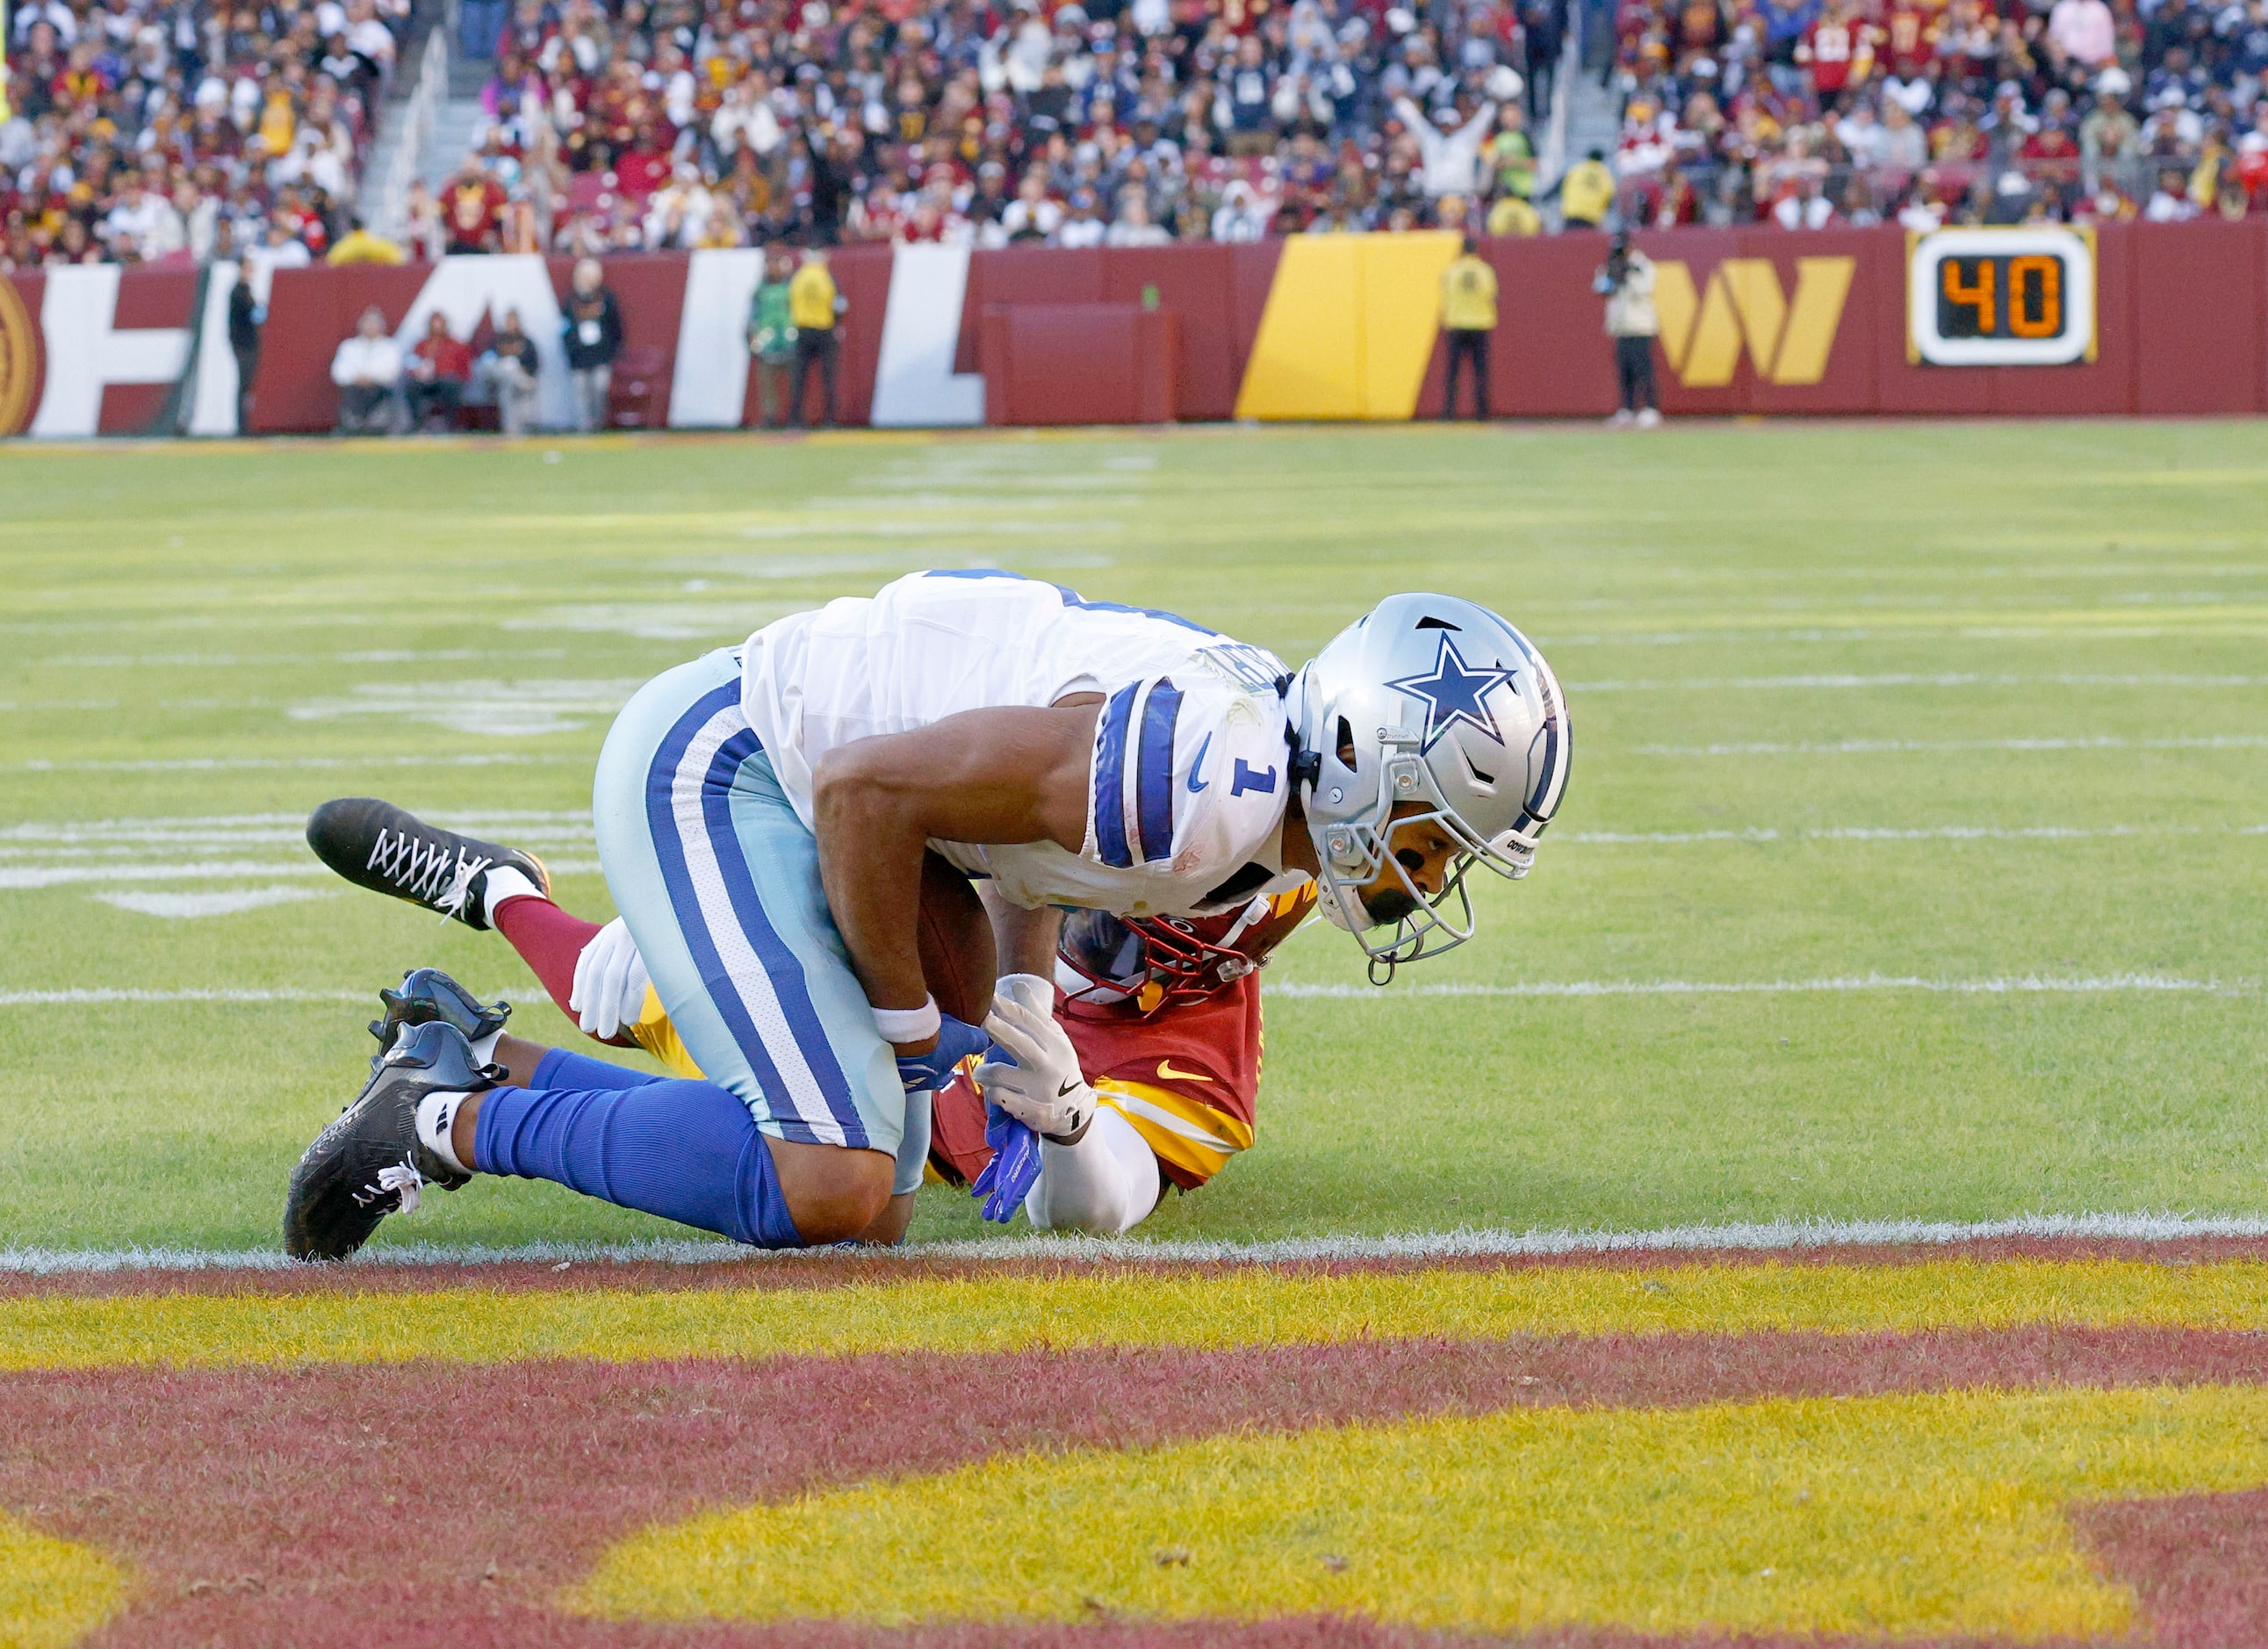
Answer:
[
  {"left": 0, "top": 986, "right": 564, "bottom": 1006},
  {"left": 1266, "top": 974, "right": 2241, "bottom": 999},
  {"left": 7, "top": 754, "right": 580, "bottom": 774},
  {"left": 0, "top": 859, "right": 601, "bottom": 889},
  {"left": 2, "top": 975, "right": 2238, "bottom": 1009},
  {"left": 1543, "top": 626, "right": 2268, "bottom": 647},
  {"left": 1561, "top": 824, "right": 2228, "bottom": 845},
  {"left": 6, "top": 1212, "right": 2267, "bottom": 1275},
  {"left": 0, "top": 987, "right": 370, "bottom": 1006},
  {"left": 1574, "top": 673, "right": 2268, "bottom": 693},
  {"left": 1638, "top": 736, "right": 2268, "bottom": 757},
  {"left": 0, "top": 810, "right": 594, "bottom": 847}
]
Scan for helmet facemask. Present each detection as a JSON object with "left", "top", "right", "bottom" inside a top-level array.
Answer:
[
  {"left": 1056, "top": 904, "right": 1281, "bottom": 1017},
  {"left": 1291, "top": 595, "right": 1569, "bottom": 986},
  {"left": 1307, "top": 736, "right": 1535, "bottom": 984}
]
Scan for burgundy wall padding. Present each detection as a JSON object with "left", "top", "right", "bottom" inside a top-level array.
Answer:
[
  {"left": 980, "top": 303, "right": 1177, "bottom": 425},
  {"left": 252, "top": 263, "right": 427, "bottom": 432},
  {"left": 1099, "top": 246, "right": 1240, "bottom": 420},
  {"left": 1485, "top": 231, "right": 1622, "bottom": 418},
  {"left": 817, "top": 243, "right": 892, "bottom": 428},
  {"left": 959, "top": 242, "right": 1269, "bottom": 421},
  {"left": 1228, "top": 240, "right": 1285, "bottom": 391},
  {"left": 956, "top": 246, "right": 1105, "bottom": 378},
  {"left": 2134, "top": 219, "right": 2265, "bottom": 415},
  {"left": 19, "top": 223, "right": 2268, "bottom": 436},
  {"left": 99, "top": 268, "right": 199, "bottom": 432},
  {"left": 254, "top": 254, "right": 697, "bottom": 434},
  {"left": 1741, "top": 226, "right": 1883, "bottom": 417}
]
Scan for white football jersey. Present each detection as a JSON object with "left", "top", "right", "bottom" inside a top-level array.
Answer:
[{"left": 738, "top": 571, "right": 1304, "bottom": 918}]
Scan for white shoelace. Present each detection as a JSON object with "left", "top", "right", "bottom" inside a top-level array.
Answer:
[
  {"left": 373, "top": 1160, "right": 421, "bottom": 1215},
  {"left": 364, "top": 828, "right": 492, "bottom": 921},
  {"left": 435, "top": 853, "right": 492, "bottom": 924}
]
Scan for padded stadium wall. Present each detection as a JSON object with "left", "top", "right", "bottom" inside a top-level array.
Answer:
[{"left": 2, "top": 220, "right": 2263, "bottom": 438}]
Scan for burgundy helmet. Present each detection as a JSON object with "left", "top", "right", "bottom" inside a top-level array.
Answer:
[{"left": 1056, "top": 884, "right": 1317, "bottom": 1016}]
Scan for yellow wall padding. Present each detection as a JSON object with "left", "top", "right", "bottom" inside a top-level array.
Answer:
[{"left": 1235, "top": 233, "right": 1462, "bottom": 421}]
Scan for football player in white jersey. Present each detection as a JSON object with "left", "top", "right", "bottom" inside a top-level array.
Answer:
[{"left": 285, "top": 575, "right": 1568, "bottom": 1260}]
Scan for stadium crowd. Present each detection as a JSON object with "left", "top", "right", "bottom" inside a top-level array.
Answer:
[
  {"left": 2, "top": 0, "right": 408, "bottom": 268},
  {"left": 4, "top": 0, "right": 2264, "bottom": 267},
  {"left": 1602, "top": 0, "right": 2268, "bottom": 227},
  {"left": 406, "top": 0, "right": 1566, "bottom": 255}
]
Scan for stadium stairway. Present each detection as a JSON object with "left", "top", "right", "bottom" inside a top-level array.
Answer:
[
  {"left": 419, "top": 91, "right": 493, "bottom": 190},
  {"left": 1563, "top": 68, "right": 1624, "bottom": 215}
]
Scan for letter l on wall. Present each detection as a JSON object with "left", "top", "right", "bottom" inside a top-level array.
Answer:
[{"left": 870, "top": 242, "right": 983, "bottom": 428}]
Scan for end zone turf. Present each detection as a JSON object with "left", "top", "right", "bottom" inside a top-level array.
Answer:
[{"left": 4, "top": 1237, "right": 2267, "bottom": 1647}]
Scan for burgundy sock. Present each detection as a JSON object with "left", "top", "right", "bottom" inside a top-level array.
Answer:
[{"left": 493, "top": 897, "right": 601, "bottom": 1025}]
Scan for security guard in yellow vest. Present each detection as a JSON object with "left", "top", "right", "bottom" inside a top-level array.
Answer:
[
  {"left": 1439, "top": 236, "right": 1499, "bottom": 420},
  {"left": 785, "top": 248, "right": 846, "bottom": 428},
  {"left": 1556, "top": 148, "right": 1618, "bottom": 229}
]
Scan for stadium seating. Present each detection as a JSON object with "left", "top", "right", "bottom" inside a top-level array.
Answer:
[
  {"left": 2, "top": 0, "right": 409, "bottom": 267},
  {"left": 11, "top": 0, "right": 2250, "bottom": 265},
  {"left": 432, "top": 0, "right": 1562, "bottom": 251},
  {"left": 1603, "top": 0, "right": 2268, "bottom": 227}
]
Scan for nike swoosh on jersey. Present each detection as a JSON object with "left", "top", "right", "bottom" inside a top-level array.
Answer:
[
  {"left": 1156, "top": 1059, "right": 1214, "bottom": 1084},
  {"left": 1186, "top": 731, "right": 1212, "bottom": 792}
]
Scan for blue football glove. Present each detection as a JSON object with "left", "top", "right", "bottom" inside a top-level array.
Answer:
[
  {"left": 891, "top": 1012, "right": 991, "bottom": 1096},
  {"left": 972, "top": 1103, "right": 1042, "bottom": 1224},
  {"left": 967, "top": 1018, "right": 1042, "bottom": 1224}
]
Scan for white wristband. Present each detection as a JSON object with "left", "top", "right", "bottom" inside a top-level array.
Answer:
[{"left": 871, "top": 995, "right": 940, "bottom": 1044}]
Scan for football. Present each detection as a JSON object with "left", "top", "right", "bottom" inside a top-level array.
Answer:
[{"left": 917, "top": 850, "right": 996, "bottom": 1027}]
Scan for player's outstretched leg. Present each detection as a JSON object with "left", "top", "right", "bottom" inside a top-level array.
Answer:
[
  {"left": 283, "top": 1019, "right": 495, "bottom": 1261},
  {"left": 305, "top": 797, "right": 551, "bottom": 929}
]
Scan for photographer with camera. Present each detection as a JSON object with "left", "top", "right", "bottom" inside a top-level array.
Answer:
[{"left": 1595, "top": 231, "right": 1662, "bottom": 429}]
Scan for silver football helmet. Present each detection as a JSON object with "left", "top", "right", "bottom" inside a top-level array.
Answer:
[{"left": 1288, "top": 594, "right": 1570, "bottom": 980}]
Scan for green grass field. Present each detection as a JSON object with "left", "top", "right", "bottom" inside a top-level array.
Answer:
[{"left": 4, "top": 420, "right": 2264, "bottom": 1256}]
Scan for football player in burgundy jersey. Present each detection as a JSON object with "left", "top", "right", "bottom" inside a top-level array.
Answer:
[{"left": 926, "top": 889, "right": 1317, "bottom": 1228}]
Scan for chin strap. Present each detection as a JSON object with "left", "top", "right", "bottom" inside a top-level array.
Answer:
[{"left": 1285, "top": 721, "right": 1321, "bottom": 794}]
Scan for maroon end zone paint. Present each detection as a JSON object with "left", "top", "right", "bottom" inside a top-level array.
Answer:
[{"left": 4, "top": 1328, "right": 2265, "bottom": 1646}]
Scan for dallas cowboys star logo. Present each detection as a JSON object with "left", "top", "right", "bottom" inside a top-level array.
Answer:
[{"left": 1386, "top": 635, "right": 1518, "bottom": 752}]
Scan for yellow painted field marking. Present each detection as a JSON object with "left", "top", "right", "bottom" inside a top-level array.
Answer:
[
  {"left": 0, "top": 1513, "right": 126, "bottom": 1649},
  {"left": 7, "top": 1258, "right": 2268, "bottom": 1370},
  {"left": 573, "top": 1384, "right": 2268, "bottom": 1639}
]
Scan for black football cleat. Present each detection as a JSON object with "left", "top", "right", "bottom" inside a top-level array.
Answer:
[
  {"left": 284, "top": 1020, "right": 497, "bottom": 1262},
  {"left": 369, "top": 967, "right": 511, "bottom": 1069},
  {"left": 306, "top": 797, "right": 550, "bottom": 930}
]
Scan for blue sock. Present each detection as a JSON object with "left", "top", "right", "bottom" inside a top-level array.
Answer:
[
  {"left": 531, "top": 1046, "right": 670, "bottom": 1092},
  {"left": 473, "top": 1078, "right": 803, "bottom": 1248}
]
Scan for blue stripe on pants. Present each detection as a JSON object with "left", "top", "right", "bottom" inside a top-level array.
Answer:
[
  {"left": 593, "top": 650, "right": 904, "bottom": 1156},
  {"left": 695, "top": 724, "right": 868, "bottom": 1148}
]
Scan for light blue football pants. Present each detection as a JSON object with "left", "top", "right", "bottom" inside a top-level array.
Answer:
[{"left": 589, "top": 648, "right": 907, "bottom": 1157}]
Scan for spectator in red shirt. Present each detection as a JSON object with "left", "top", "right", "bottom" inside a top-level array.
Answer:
[
  {"left": 445, "top": 161, "right": 507, "bottom": 254},
  {"left": 405, "top": 313, "right": 474, "bottom": 431}
]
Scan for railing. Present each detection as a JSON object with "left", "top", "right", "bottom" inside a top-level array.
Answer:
[
  {"left": 1538, "top": 0, "right": 1582, "bottom": 199},
  {"left": 371, "top": 25, "right": 450, "bottom": 241},
  {"left": 1612, "top": 152, "right": 2217, "bottom": 228}
]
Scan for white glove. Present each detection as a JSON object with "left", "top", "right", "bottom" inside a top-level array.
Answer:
[
  {"left": 976, "top": 975, "right": 1096, "bottom": 1143},
  {"left": 570, "top": 917, "right": 651, "bottom": 1041}
]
